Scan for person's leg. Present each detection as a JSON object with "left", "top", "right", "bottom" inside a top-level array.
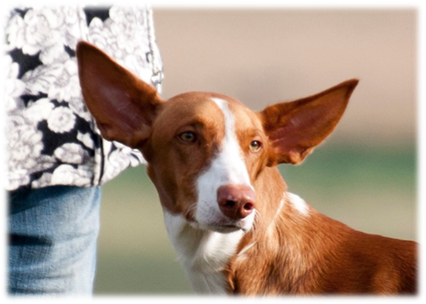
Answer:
[{"left": 8, "top": 186, "right": 101, "bottom": 295}]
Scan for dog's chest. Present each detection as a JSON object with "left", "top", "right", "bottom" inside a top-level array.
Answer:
[{"left": 163, "top": 211, "right": 244, "bottom": 294}]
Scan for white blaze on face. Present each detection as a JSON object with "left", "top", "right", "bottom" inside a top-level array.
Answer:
[{"left": 194, "top": 98, "right": 255, "bottom": 231}]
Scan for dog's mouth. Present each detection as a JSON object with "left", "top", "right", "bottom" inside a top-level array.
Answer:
[
  {"left": 190, "top": 219, "right": 250, "bottom": 233},
  {"left": 189, "top": 204, "right": 256, "bottom": 233}
]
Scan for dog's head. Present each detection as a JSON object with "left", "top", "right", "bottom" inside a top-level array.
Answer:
[{"left": 77, "top": 41, "right": 357, "bottom": 233}]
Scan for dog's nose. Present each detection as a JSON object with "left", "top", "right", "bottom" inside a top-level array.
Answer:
[{"left": 217, "top": 185, "right": 256, "bottom": 220}]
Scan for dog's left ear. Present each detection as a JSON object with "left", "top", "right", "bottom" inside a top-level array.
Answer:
[
  {"left": 76, "top": 41, "right": 164, "bottom": 149},
  {"left": 261, "top": 79, "right": 358, "bottom": 165}
]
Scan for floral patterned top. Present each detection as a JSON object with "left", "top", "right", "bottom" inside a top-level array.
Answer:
[{"left": 5, "top": 6, "right": 163, "bottom": 191}]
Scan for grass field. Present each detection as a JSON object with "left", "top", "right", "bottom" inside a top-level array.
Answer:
[{"left": 94, "top": 140, "right": 416, "bottom": 295}]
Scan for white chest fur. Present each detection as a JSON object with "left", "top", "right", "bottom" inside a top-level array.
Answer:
[{"left": 163, "top": 211, "right": 244, "bottom": 294}]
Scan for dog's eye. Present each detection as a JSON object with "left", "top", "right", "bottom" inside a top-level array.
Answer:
[
  {"left": 249, "top": 140, "right": 262, "bottom": 152},
  {"left": 179, "top": 131, "right": 197, "bottom": 143}
]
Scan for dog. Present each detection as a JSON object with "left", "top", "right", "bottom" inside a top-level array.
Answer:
[{"left": 76, "top": 41, "right": 417, "bottom": 295}]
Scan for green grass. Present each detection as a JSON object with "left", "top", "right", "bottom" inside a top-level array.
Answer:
[{"left": 94, "top": 141, "right": 416, "bottom": 295}]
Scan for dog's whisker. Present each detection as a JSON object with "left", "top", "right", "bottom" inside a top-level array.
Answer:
[{"left": 184, "top": 202, "right": 197, "bottom": 218}]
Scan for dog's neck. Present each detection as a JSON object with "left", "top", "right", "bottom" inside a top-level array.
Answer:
[
  {"left": 161, "top": 165, "right": 317, "bottom": 294},
  {"left": 227, "top": 192, "right": 340, "bottom": 294},
  {"left": 163, "top": 210, "right": 244, "bottom": 293}
]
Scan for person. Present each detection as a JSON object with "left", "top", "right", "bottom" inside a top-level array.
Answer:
[{"left": 5, "top": 5, "right": 163, "bottom": 295}]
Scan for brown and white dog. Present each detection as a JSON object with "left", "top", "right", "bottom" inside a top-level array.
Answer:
[{"left": 76, "top": 41, "right": 417, "bottom": 295}]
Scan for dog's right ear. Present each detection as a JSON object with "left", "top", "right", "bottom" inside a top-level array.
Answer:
[{"left": 76, "top": 41, "right": 164, "bottom": 149}]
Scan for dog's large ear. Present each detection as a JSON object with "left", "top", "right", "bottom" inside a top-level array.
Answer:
[
  {"left": 260, "top": 79, "right": 358, "bottom": 165},
  {"left": 76, "top": 41, "right": 164, "bottom": 149}
]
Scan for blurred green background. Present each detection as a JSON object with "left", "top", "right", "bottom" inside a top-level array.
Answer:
[{"left": 93, "top": 8, "right": 416, "bottom": 295}]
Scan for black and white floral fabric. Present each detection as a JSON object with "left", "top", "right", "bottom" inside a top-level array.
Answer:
[{"left": 5, "top": 6, "right": 163, "bottom": 191}]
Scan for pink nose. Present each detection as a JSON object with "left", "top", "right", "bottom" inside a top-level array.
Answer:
[{"left": 217, "top": 185, "right": 256, "bottom": 220}]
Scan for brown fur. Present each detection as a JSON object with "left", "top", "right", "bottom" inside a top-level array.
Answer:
[{"left": 226, "top": 170, "right": 417, "bottom": 294}]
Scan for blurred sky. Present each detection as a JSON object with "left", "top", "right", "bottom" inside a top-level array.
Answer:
[{"left": 154, "top": 9, "right": 416, "bottom": 146}]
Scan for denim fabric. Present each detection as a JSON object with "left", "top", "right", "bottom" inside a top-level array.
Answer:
[{"left": 8, "top": 186, "right": 101, "bottom": 295}]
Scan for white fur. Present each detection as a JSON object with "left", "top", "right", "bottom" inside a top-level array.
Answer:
[
  {"left": 163, "top": 211, "right": 244, "bottom": 294},
  {"left": 194, "top": 97, "right": 255, "bottom": 232},
  {"left": 287, "top": 192, "right": 310, "bottom": 216}
]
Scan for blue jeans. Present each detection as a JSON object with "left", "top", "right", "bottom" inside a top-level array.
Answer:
[{"left": 8, "top": 186, "right": 101, "bottom": 295}]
